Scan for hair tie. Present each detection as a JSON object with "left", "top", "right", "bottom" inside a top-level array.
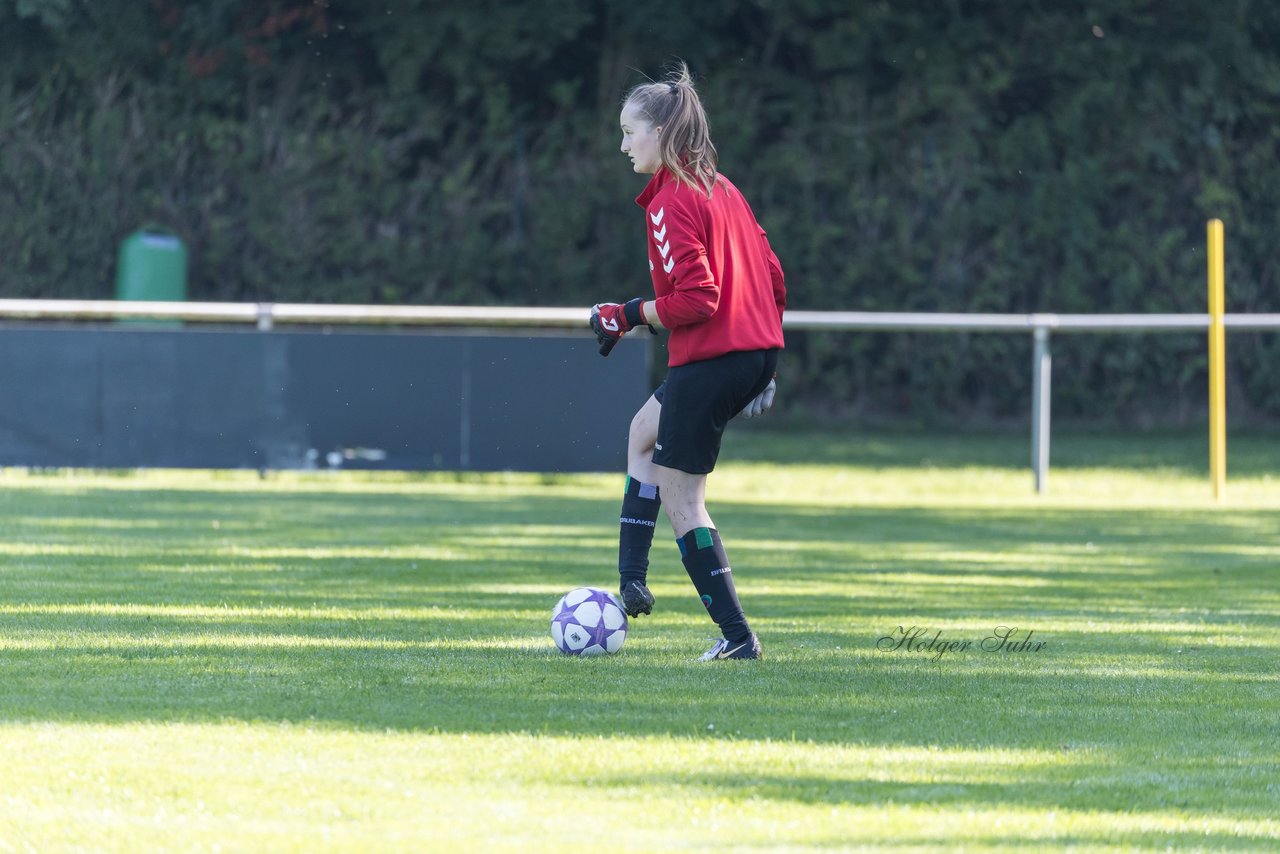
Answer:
[{"left": 668, "top": 82, "right": 679, "bottom": 95}]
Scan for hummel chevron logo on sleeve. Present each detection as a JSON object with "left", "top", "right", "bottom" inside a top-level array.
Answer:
[
  {"left": 658, "top": 241, "right": 671, "bottom": 260},
  {"left": 663, "top": 257, "right": 675, "bottom": 273},
  {"left": 652, "top": 223, "right": 666, "bottom": 242},
  {"left": 650, "top": 207, "right": 664, "bottom": 226}
]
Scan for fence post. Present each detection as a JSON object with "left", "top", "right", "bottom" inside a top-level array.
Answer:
[
  {"left": 256, "top": 303, "right": 274, "bottom": 331},
  {"left": 1031, "top": 325, "right": 1052, "bottom": 494},
  {"left": 1207, "top": 219, "right": 1226, "bottom": 501}
]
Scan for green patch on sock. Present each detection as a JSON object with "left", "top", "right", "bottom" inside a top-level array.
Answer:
[{"left": 693, "top": 527, "right": 715, "bottom": 551}]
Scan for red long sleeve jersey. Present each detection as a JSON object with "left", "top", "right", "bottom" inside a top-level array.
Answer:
[{"left": 636, "top": 169, "right": 786, "bottom": 367}]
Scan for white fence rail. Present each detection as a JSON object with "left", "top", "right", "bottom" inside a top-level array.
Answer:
[{"left": 3, "top": 299, "right": 1278, "bottom": 491}]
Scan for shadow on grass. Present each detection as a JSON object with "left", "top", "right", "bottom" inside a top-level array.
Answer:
[
  {"left": 1, "top": 624, "right": 1276, "bottom": 825},
  {"left": 726, "top": 424, "right": 1280, "bottom": 476},
  {"left": 5, "top": 485, "right": 1278, "bottom": 619},
  {"left": 1, "top": 477, "right": 1278, "bottom": 828}
]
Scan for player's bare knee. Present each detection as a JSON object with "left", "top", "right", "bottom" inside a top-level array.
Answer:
[
  {"left": 654, "top": 476, "right": 691, "bottom": 510},
  {"left": 627, "top": 430, "right": 655, "bottom": 464},
  {"left": 628, "top": 414, "right": 657, "bottom": 457},
  {"left": 628, "top": 425, "right": 653, "bottom": 453},
  {"left": 661, "top": 501, "right": 691, "bottom": 529}
]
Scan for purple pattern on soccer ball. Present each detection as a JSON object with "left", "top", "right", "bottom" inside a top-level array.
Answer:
[{"left": 551, "top": 588, "right": 626, "bottom": 655}]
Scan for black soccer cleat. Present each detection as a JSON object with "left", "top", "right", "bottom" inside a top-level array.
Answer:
[
  {"left": 620, "top": 580, "right": 655, "bottom": 617},
  {"left": 697, "top": 634, "right": 762, "bottom": 662}
]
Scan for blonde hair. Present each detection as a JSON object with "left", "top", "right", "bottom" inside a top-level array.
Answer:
[{"left": 623, "top": 62, "right": 718, "bottom": 197}]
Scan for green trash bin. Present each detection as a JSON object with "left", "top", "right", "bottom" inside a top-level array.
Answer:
[{"left": 116, "top": 228, "right": 187, "bottom": 325}]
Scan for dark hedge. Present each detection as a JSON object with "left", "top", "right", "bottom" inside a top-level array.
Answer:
[{"left": 3, "top": 0, "right": 1278, "bottom": 421}]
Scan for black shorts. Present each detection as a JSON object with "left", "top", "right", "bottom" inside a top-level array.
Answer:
[{"left": 652, "top": 348, "right": 779, "bottom": 474}]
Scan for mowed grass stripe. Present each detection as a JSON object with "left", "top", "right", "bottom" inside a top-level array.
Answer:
[{"left": 0, "top": 429, "right": 1277, "bottom": 850}]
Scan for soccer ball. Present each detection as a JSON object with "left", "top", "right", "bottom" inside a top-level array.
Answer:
[{"left": 551, "top": 587, "right": 628, "bottom": 656}]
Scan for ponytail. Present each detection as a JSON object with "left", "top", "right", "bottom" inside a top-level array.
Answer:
[{"left": 623, "top": 62, "right": 718, "bottom": 197}]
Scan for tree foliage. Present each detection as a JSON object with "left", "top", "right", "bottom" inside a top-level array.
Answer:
[{"left": 3, "top": 0, "right": 1278, "bottom": 421}]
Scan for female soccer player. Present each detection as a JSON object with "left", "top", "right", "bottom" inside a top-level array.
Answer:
[{"left": 590, "top": 63, "right": 786, "bottom": 661}]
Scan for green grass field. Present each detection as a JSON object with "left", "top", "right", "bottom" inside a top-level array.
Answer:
[{"left": 1, "top": 428, "right": 1277, "bottom": 851}]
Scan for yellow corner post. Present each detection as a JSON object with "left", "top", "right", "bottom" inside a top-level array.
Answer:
[{"left": 1207, "top": 219, "right": 1226, "bottom": 500}]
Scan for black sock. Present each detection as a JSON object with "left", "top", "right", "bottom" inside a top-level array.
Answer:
[
  {"left": 677, "top": 527, "right": 751, "bottom": 643},
  {"left": 618, "top": 476, "right": 661, "bottom": 589}
]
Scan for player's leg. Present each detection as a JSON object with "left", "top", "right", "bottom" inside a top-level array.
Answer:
[
  {"left": 617, "top": 393, "right": 663, "bottom": 617},
  {"left": 656, "top": 463, "right": 756, "bottom": 656},
  {"left": 654, "top": 464, "right": 712, "bottom": 536},
  {"left": 627, "top": 393, "right": 662, "bottom": 485},
  {"left": 653, "top": 351, "right": 777, "bottom": 660}
]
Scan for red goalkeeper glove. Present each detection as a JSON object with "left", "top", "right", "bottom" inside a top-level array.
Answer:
[{"left": 589, "top": 298, "right": 653, "bottom": 356}]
